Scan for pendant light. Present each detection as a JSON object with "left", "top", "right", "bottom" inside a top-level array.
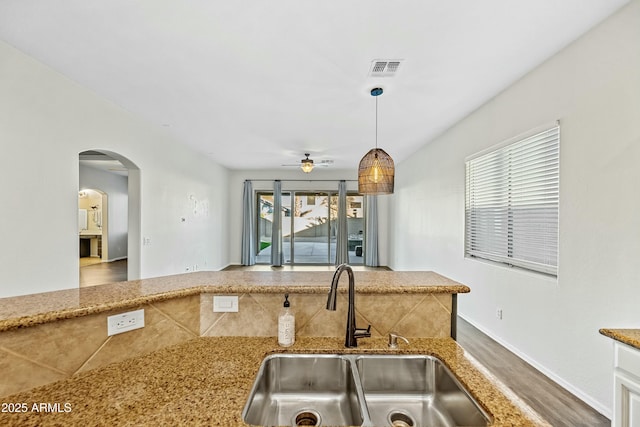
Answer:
[
  {"left": 300, "top": 153, "right": 314, "bottom": 173},
  {"left": 358, "top": 87, "right": 394, "bottom": 195}
]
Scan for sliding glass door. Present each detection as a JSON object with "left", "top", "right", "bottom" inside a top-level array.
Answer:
[
  {"left": 291, "top": 192, "right": 330, "bottom": 264},
  {"left": 256, "top": 190, "right": 364, "bottom": 265}
]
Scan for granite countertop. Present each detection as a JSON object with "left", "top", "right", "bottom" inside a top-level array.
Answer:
[
  {"left": 0, "top": 336, "right": 549, "bottom": 427},
  {"left": 599, "top": 328, "right": 640, "bottom": 350},
  {"left": 0, "top": 271, "right": 469, "bottom": 332}
]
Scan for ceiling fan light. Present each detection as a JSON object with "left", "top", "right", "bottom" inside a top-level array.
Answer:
[
  {"left": 300, "top": 158, "right": 314, "bottom": 173},
  {"left": 358, "top": 148, "right": 394, "bottom": 195}
]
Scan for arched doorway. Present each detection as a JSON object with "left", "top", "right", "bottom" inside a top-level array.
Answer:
[{"left": 79, "top": 150, "right": 141, "bottom": 286}]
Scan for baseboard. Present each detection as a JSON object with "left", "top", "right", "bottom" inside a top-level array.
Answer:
[
  {"left": 104, "top": 256, "right": 127, "bottom": 263},
  {"left": 458, "top": 313, "right": 612, "bottom": 419}
]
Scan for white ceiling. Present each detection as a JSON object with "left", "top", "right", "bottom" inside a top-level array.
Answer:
[{"left": 0, "top": 0, "right": 629, "bottom": 171}]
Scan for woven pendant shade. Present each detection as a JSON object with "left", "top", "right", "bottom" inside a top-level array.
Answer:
[
  {"left": 358, "top": 148, "right": 394, "bottom": 195},
  {"left": 358, "top": 87, "right": 394, "bottom": 195}
]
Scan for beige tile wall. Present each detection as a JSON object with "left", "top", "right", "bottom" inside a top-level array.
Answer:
[
  {"left": 200, "top": 293, "right": 452, "bottom": 339},
  {"left": 0, "top": 295, "right": 200, "bottom": 398},
  {"left": 0, "top": 292, "right": 451, "bottom": 398}
]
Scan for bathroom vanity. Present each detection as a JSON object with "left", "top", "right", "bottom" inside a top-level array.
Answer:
[{"left": 79, "top": 231, "right": 102, "bottom": 258}]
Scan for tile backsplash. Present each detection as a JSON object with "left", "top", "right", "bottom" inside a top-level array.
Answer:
[{"left": 200, "top": 292, "right": 452, "bottom": 338}]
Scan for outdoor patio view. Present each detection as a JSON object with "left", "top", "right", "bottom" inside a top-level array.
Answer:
[{"left": 256, "top": 192, "right": 364, "bottom": 265}]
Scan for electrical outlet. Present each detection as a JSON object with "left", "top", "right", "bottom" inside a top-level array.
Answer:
[
  {"left": 496, "top": 308, "right": 503, "bottom": 320},
  {"left": 107, "top": 309, "right": 145, "bottom": 336},
  {"left": 213, "top": 296, "right": 238, "bottom": 312}
]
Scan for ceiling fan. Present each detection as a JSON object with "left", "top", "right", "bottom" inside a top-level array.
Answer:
[{"left": 281, "top": 153, "right": 333, "bottom": 173}]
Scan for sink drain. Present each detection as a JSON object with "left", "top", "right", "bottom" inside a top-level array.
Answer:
[
  {"left": 388, "top": 410, "right": 415, "bottom": 427},
  {"left": 293, "top": 409, "right": 321, "bottom": 426}
]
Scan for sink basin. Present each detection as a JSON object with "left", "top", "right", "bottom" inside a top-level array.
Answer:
[
  {"left": 355, "top": 355, "right": 490, "bottom": 427},
  {"left": 243, "top": 354, "right": 490, "bottom": 427},
  {"left": 242, "top": 354, "right": 365, "bottom": 427}
]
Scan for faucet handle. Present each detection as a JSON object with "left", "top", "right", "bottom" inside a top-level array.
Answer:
[
  {"left": 388, "top": 332, "right": 410, "bottom": 349},
  {"left": 354, "top": 325, "right": 371, "bottom": 338}
]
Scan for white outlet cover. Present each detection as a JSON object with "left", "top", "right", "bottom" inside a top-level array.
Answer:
[
  {"left": 213, "top": 296, "right": 238, "bottom": 312},
  {"left": 107, "top": 309, "right": 145, "bottom": 336}
]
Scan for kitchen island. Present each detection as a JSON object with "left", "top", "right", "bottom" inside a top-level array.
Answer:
[
  {"left": 0, "top": 270, "right": 549, "bottom": 425},
  {"left": 0, "top": 270, "right": 468, "bottom": 400}
]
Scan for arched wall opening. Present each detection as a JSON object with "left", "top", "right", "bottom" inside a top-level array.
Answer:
[{"left": 78, "top": 150, "right": 141, "bottom": 285}]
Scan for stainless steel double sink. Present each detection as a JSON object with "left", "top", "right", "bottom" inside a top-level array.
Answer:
[{"left": 242, "top": 354, "right": 491, "bottom": 427}]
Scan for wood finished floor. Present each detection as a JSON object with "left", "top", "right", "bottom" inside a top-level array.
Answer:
[
  {"left": 457, "top": 317, "right": 610, "bottom": 427},
  {"left": 79, "top": 258, "right": 127, "bottom": 287}
]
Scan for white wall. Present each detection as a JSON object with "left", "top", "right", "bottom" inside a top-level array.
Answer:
[
  {"left": 79, "top": 165, "right": 128, "bottom": 262},
  {"left": 227, "top": 168, "right": 390, "bottom": 266},
  {"left": 389, "top": 0, "right": 640, "bottom": 416},
  {"left": 0, "top": 40, "right": 230, "bottom": 298}
]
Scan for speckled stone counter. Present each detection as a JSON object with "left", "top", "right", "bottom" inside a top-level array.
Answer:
[
  {"left": 599, "top": 328, "right": 640, "bottom": 350},
  {"left": 0, "top": 271, "right": 469, "bottom": 332},
  {"left": 0, "top": 336, "right": 549, "bottom": 427}
]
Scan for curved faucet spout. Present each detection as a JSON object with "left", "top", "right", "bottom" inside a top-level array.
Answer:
[
  {"left": 326, "top": 263, "right": 371, "bottom": 347},
  {"left": 326, "top": 264, "right": 353, "bottom": 310}
]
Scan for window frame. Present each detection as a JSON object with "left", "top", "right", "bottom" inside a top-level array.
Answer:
[
  {"left": 255, "top": 189, "right": 365, "bottom": 265},
  {"left": 464, "top": 123, "right": 560, "bottom": 276}
]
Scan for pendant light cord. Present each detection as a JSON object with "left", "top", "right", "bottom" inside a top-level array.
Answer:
[{"left": 375, "top": 95, "right": 378, "bottom": 149}]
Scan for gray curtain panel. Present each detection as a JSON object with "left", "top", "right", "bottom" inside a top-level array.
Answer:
[
  {"left": 335, "top": 180, "right": 349, "bottom": 265},
  {"left": 364, "top": 195, "right": 379, "bottom": 267},
  {"left": 241, "top": 180, "right": 255, "bottom": 265},
  {"left": 270, "top": 180, "right": 284, "bottom": 266}
]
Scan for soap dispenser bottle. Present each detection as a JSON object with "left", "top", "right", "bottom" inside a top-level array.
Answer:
[{"left": 278, "top": 293, "right": 295, "bottom": 347}]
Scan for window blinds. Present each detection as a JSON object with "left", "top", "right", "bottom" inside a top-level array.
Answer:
[{"left": 465, "top": 125, "right": 560, "bottom": 275}]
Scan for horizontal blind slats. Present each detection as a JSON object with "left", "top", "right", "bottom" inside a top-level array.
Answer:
[{"left": 465, "top": 125, "right": 559, "bottom": 276}]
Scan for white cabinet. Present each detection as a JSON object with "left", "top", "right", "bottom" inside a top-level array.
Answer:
[{"left": 614, "top": 342, "right": 640, "bottom": 427}]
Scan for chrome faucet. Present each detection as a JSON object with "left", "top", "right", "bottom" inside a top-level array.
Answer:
[{"left": 326, "top": 263, "right": 371, "bottom": 347}]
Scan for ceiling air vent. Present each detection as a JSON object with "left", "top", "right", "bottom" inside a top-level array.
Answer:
[{"left": 369, "top": 60, "right": 403, "bottom": 77}]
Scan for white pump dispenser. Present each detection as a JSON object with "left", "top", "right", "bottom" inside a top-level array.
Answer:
[{"left": 278, "top": 293, "right": 295, "bottom": 347}]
